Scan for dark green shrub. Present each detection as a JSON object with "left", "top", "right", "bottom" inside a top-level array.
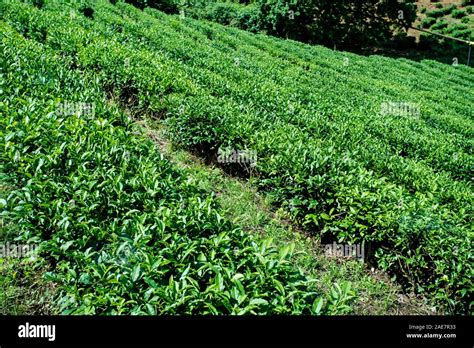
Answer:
[
  {"left": 32, "top": 0, "right": 45, "bottom": 9},
  {"left": 451, "top": 28, "right": 473, "bottom": 40},
  {"left": 125, "top": 0, "right": 179, "bottom": 14},
  {"left": 452, "top": 9, "right": 467, "bottom": 18},
  {"left": 79, "top": 6, "right": 95, "bottom": 19},
  {"left": 206, "top": 3, "right": 240, "bottom": 26},
  {"left": 431, "top": 20, "right": 449, "bottom": 31},
  {"left": 420, "top": 16, "right": 436, "bottom": 29},
  {"left": 427, "top": 5, "right": 456, "bottom": 18}
]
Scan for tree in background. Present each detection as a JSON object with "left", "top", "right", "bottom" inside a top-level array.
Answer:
[
  {"left": 123, "top": 0, "right": 180, "bottom": 13},
  {"left": 254, "top": 0, "right": 313, "bottom": 41},
  {"left": 254, "top": 0, "right": 417, "bottom": 49},
  {"left": 119, "top": 0, "right": 417, "bottom": 51}
]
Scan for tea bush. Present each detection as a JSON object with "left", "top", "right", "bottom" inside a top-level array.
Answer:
[
  {"left": 0, "top": 17, "right": 335, "bottom": 315},
  {"left": 0, "top": 0, "right": 472, "bottom": 313}
]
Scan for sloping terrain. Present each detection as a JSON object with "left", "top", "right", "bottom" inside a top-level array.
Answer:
[
  {"left": 416, "top": 0, "right": 473, "bottom": 42},
  {"left": 0, "top": 4, "right": 333, "bottom": 316},
  {"left": 0, "top": 0, "right": 472, "bottom": 314}
]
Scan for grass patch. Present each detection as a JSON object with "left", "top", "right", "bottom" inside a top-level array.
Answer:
[
  {"left": 0, "top": 258, "right": 57, "bottom": 315},
  {"left": 150, "top": 122, "right": 435, "bottom": 315}
]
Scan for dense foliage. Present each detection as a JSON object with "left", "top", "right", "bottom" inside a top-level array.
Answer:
[
  {"left": 256, "top": 0, "right": 417, "bottom": 48},
  {"left": 0, "top": 1, "right": 345, "bottom": 315},
  {"left": 418, "top": 2, "right": 474, "bottom": 42},
  {"left": 182, "top": 1, "right": 260, "bottom": 31},
  {"left": 0, "top": 0, "right": 472, "bottom": 314},
  {"left": 174, "top": 0, "right": 417, "bottom": 49},
  {"left": 123, "top": 0, "right": 179, "bottom": 13}
]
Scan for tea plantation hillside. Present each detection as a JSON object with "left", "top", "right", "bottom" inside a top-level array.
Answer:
[
  {"left": 417, "top": 1, "right": 474, "bottom": 42},
  {"left": 0, "top": 0, "right": 472, "bottom": 314}
]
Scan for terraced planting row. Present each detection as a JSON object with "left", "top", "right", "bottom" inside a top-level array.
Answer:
[
  {"left": 0, "top": 16, "right": 346, "bottom": 315},
  {"left": 419, "top": 2, "right": 474, "bottom": 41},
  {"left": 1, "top": 0, "right": 472, "bottom": 313}
]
